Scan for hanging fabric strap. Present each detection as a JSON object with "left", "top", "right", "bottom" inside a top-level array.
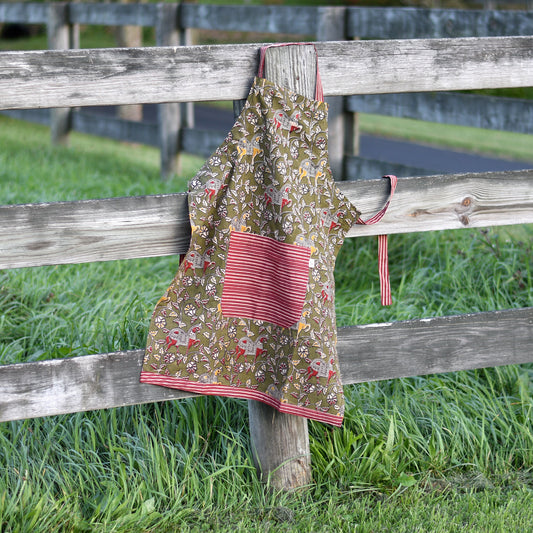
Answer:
[
  {"left": 258, "top": 44, "right": 395, "bottom": 304},
  {"left": 258, "top": 43, "right": 324, "bottom": 101},
  {"left": 356, "top": 175, "right": 398, "bottom": 306}
]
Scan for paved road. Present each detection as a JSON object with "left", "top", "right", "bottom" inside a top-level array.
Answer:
[
  {"left": 193, "top": 105, "right": 533, "bottom": 174},
  {"left": 360, "top": 134, "right": 531, "bottom": 174},
  {"left": 96, "top": 103, "right": 532, "bottom": 175}
]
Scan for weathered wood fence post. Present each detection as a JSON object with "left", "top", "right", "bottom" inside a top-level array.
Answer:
[
  {"left": 246, "top": 45, "right": 318, "bottom": 491},
  {"left": 316, "top": 7, "right": 347, "bottom": 179},
  {"left": 48, "top": 2, "right": 71, "bottom": 145},
  {"left": 178, "top": 3, "right": 195, "bottom": 138},
  {"left": 156, "top": 3, "right": 181, "bottom": 179},
  {"left": 115, "top": 0, "right": 144, "bottom": 123}
]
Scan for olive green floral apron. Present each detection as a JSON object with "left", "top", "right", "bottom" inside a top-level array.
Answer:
[{"left": 140, "top": 46, "right": 395, "bottom": 426}]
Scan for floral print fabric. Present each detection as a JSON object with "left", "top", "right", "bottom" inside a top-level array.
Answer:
[{"left": 140, "top": 77, "right": 359, "bottom": 426}]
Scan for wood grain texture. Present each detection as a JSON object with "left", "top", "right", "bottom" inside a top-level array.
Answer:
[
  {"left": 344, "top": 170, "right": 533, "bottom": 237},
  {"left": 1, "top": 170, "right": 532, "bottom": 270},
  {"left": 337, "top": 307, "right": 533, "bottom": 385},
  {"left": 317, "top": 37, "right": 533, "bottom": 97},
  {"left": 248, "top": 403, "right": 312, "bottom": 489},
  {"left": 0, "top": 193, "right": 191, "bottom": 269},
  {"left": 1, "top": 37, "right": 533, "bottom": 110},
  {"left": 1, "top": 308, "right": 531, "bottom": 423},
  {"left": 0, "top": 44, "right": 258, "bottom": 110},
  {"left": 0, "top": 350, "right": 197, "bottom": 423},
  {"left": 263, "top": 45, "right": 317, "bottom": 100},
  {"left": 247, "top": 44, "right": 315, "bottom": 491}
]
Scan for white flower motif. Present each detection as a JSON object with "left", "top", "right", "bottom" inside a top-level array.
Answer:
[
  {"left": 184, "top": 303, "right": 196, "bottom": 317},
  {"left": 282, "top": 220, "right": 293, "bottom": 235},
  {"left": 327, "top": 392, "right": 337, "bottom": 405},
  {"left": 315, "top": 136, "right": 327, "bottom": 150}
]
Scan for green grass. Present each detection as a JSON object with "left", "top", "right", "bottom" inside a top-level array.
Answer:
[
  {"left": 0, "top": 116, "right": 201, "bottom": 204},
  {"left": 1, "top": 116, "right": 533, "bottom": 532}
]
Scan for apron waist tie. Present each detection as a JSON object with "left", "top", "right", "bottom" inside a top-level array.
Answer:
[
  {"left": 259, "top": 44, "right": 395, "bottom": 305},
  {"left": 356, "top": 175, "right": 398, "bottom": 306}
]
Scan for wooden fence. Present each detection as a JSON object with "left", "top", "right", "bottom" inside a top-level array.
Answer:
[
  {"left": 1, "top": 3, "right": 533, "bottom": 179},
  {"left": 1, "top": 36, "right": 533, "bottom": 489}
]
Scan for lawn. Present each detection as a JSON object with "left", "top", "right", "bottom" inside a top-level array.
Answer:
[{"left": 0, "top": 113, "right": 532, "bottom": 532}]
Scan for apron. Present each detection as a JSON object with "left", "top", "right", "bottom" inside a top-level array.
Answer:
[{"left": 140, "top": 45, "right": 395, "bottom": 426}]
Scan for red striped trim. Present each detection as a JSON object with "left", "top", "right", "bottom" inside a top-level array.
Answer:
[
  {"left": 221, "top": 232, "right": 310, "bottom": 328},
  {"left": 356, "top": 175, "right": 397, "bottom": 227},
  {"left": 140, "top": 371, "right": 343, "bottom": 426},
  {"left": 357, "top": 175, "right": 397, "bottom": 306},
  {"left": 378, "top": 234, "right": 391, "bottom": 306}
]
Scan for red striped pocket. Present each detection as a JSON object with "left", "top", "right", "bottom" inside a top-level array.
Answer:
[{"left": 221, "top": 232, "right": 311, "bottom": 328}]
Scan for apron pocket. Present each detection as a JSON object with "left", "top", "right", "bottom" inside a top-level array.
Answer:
[{"left": 221, "top": 231, "right": 311, "bottom": 328}]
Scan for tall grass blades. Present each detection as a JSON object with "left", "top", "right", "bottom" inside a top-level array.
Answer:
[{"left": 1, "top": 116, "right": 533, "bottom": 531}]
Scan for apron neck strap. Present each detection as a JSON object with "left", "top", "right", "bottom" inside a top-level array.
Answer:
[{"left": 258, "top": 43, "right": 324, "bottom": 102}]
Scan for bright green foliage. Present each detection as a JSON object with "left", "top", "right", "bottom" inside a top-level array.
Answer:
[{"left": 1, "top": 116, "right": 533, "bottom": 532}]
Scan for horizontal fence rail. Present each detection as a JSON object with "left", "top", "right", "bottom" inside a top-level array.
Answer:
[
  {"left": 0, "top": 2, "right": 47, "bottom": 24},
  {"left": 2, "top": 4, "right": 533, "bottom": 39},
  {"left": 347, "top": 92, "right": 533, "bottom": 135},
  {"left": 180, "top": 4, "right": 324, "bottom": 36},
  {"left": 346, "top": 7, "right": 533, "bottom": 39},
  {"left": 0, "top": 110, "right": 450, "bottom": 179},
  {"left": 1, "top": 38, "right": 533, "bottom": 110},
  {"left": 69, "top": 3, "right": 159, "bottom": 27},
  {"left": 2, "top": 4, "right": 533, "bottom": 179},
  {"left": 11, "top": 101, "right": 525, "bottom": 180},
  {"left": 1, "top": 36, "right": 532, "bottom": 488},
  {"left": 2, "top": 307, "right": 532, "bottom": 423},
  {"left": 2, "top": 107, "right": 159, "bottom": 146},
  {"left": 1, "top": 170, "right": 533, "bottom": 270}
]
